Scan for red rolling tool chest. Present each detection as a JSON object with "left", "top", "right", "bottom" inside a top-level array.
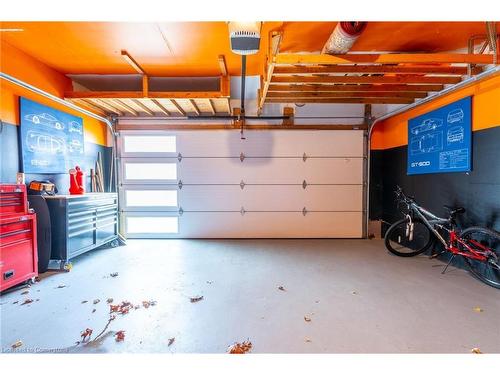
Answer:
[{"left": 0, "top": 184, "right": 38, "bottom": 292}]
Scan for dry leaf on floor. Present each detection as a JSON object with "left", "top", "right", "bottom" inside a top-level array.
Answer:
[
  {"left": 134, "top": 305, "right": 141, "bottom": 310},
  {"left": 12, "top": 301, "right": 19, "bottom": 304},
  {"left": 81, "top": 328, "right": 93, "bottom": 341},
  {"left": 21, "top": 299, "right": 34, "bottom": 305},
  {"left": 168, "top": 337, "right": 175, "bottom": 346},
  {"left": 56, "top": 284, "right": 66, "bottom": 289},
  {"left": 81, "top": 300, "right": 88, "bottom": 304},
  {"left": 206, "top": 281, "right": 213, "bottom": 284},
  {"left": 93, "top": 299, "right": 100, "bottom": 305},
  {"left": 190, "top": 296, "right": 204, "bottom": 303},
  {"left": 11, "top": 340, "right": 23, "bottom": 349},
  {"left": 115, "top": 331, "right": 125, "bottom": 342},
  {"left": 106, "top": 298, "right": 114, "bottom": 304},
  {"left": 110, "top": 272, "right": 119, "bottom": 278},
  {"left": 21, "top": 290, "right": 29, "bottom": 295},
  {"left": 304, "top": 316, "right": 312, "bottom": 322},
  {"left": 228, "top": 340, "right": 252, "bottom": 354},
  {"left": 471, "top": 348, "right": 482, "bottom": 354},
  {"left": 110, "top": 301, "right": 133, "bottom": 314},
  {"left": 278, "top": 286, "right": 286, "bottom": 291},
  {"left": 92, "top": 309, "right": 96, "bottom": 313},
  {"left": 473, "top": 307, "right": 484, "bottom": 313},
  {"left": 305, "top": 338, "right": 312, "bottom": 343},
  {"left": 142, "top": 300, "right": 157, "bottom": 308},
  {"left": 351, "top": 291, "right": 358, "bottom": 295}
]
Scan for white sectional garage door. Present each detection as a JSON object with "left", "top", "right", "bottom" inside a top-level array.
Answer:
[{"left": 118, "top": 130, "right": 365, "bottom": 238}]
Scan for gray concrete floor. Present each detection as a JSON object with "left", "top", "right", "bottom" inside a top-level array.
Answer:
[{"left": 1, "top": 239, "right": 499, "bottom": 353}]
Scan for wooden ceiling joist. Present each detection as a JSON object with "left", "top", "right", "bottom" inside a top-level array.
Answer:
[
  {"left": 271, "top": 75, "right": 462, "bottom": 85},
  {"left": 267, "top": 91, "right": 428, "bottom": 99},
  {"left": 132, "top": 99, "right": 155, "bottom": 116},
  {"left": 69, "top": 98, "right": 107, "bottom": 117},
  {"left": 109, "top": 99, "right": 139, "bottom": 116},
  {"left": 266, "top": 98, "right": 415, "bottom": 104},
  {"left": 86, "top": 98, "right": 122, "bottom": 115},
  {"left": 258, "top": 31, "right": 283, "bottom": 115},
  {"left": 206, "top": 99, "right": 216, "bottom": 115},
  {"left": 149, "top": 99, "right": 171, "bottom": 116},
  {"left": 170, "top": 99, "right": 186, "bottom": 116},
  {"left": 272, "top": 65, "right": 481, "bottom": 75},
  {"left": 121, "top": 50, "right": 146, "bottom": 74},
  {"left": 65, "top": 91, "right": 229, "bottom": 99},
  {"left": 189, "top": 99, "right": 201, "bottom": 115},
  {"left": 267, "top": 84, "right": 445, "bottom": 93},
  {"left": 274, "top": 53, "right": 495, "bottom": 65}
]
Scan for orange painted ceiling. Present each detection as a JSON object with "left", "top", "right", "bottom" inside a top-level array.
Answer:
[{"left": 0, "top": 21, "right": 489, "bottom": 77}]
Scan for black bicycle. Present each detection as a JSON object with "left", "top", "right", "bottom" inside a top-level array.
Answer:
[{"left": 384, "top": 186, "right": 500, "bottom": 289}]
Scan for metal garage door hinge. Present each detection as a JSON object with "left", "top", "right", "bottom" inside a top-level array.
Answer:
[
  {"left": 240, "top": 152, "right": 245, "bottom": 162},
  {"left": 302, "top": 207, "right": 308, "bottom": 216},
  {"left": 178, "top": 207, "right": 184, "bottom": 216},
  {"left": 240, "top": 180, "right": 245, "bottom": 189},
  {"left": 240, "top": 206, "right": 246, "bottom": 216},
  {"left": 177, "top": 153, "right": 183, "bottom": 162},
  {"left": 178, "top": 180, "right": 183, "bottom": 189},
  {"left": 303, "top": 153, "right": 308, "bottom": 162},
  {"left": 302, "top": 180, "right": 308, "bottom": 189}
]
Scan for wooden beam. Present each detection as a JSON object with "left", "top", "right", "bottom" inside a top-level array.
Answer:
[
  {"left": 170, "top": 99, "right": 186, "bottom": 116},
  {"left": 268, "top": 84, "right": 444, "bottom": 92},
  {"left": 206, "top": 99, "right": 216, "bottom": 115},
  {"left": 189, "top": 99, "right": 201, "bottom": 115},
  {"left": 86, "top": 99, "right": 122, "bottom": 115},
  {"left": 274, "top": 53, "right": 495, "bottom": 65},
  {"left": 149, "top": 99, "right": 171, "bottom": 116},
  {"left": 64, "top": 91, "right": 226, "bottom": 99},
  {"left": 266, "top": 98, "right": 415, "bottom": 104},
  {"left": 121, "top": 50, "right": 145, "bottom": 74},
  {"left": 68, "top": 99, "right": 107, "bottom": 117},
  {"left": 267, "top": 91, "right": 427, "bottom": 99},
  {"left": 258, "top": 31, "right": 283, "bottom": 115},
  {"left": 142, "top": 75, "right": 149, "bottom": 97},
  {"left": 109, "top": 99, "right": 139, "bottom": 116},
  {"left": 272, "top": 65, "right": 475, "bottom": 75},
  {"left": 220, "top": 76, "right": 230, "bottom": 97},
  {"left": 282, "top": 107, "right": 294, "bottom": 126},
  {"left": 218, "top": 55, "right": 228, "bottom": 76},
  {"left": 271, "top": 75, "right": 461, "bottom": 85},
  {"left": 117, "top": 123, "right": 368, "bottom": 131},
  {"left": 132, "top": 99, "right": 155, "bottom": 116}
]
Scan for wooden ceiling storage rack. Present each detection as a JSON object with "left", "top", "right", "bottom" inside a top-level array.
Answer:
[{"left": 258, "top": 46, "right": 493, "bottom": 113}]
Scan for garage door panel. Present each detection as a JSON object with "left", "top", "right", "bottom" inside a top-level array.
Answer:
[
  {"left": 174, "top": 130, "right": 363, "bottom": 157},
  {"left": 177, "top": 212, "right": 362, "bottom": 238},
  {"left": 178, "top": 158, "right": 362, "bottom": 184},
  {"left": 178, "top": 185, "right": 362, "bottom": 211}
]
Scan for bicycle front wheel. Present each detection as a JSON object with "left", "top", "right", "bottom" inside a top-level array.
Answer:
[
  {"left": 384, "top": 218, "right": 435, "bottom": 257},
  {"left": 460, "top": 227, "right": 500, "bottom": 289}
]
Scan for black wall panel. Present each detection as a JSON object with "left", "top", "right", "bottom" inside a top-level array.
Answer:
[
  {"left": 370, "top": 126, "right": 500, "bottom": 233},
  {"left": 0, "top": 121, "right": 112, "bottom": 193}
]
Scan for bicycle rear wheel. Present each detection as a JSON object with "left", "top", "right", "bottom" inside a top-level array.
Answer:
[
  {"left": 384, "top": 218, "right": 435, "bottom": 257},
  {"left": 460, "top": 227, "right": 500, "bottom": 289}
]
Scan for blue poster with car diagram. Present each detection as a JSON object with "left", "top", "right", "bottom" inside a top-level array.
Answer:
[
  {"left": 407, "top": 96, "right": 472, "bottom": 175},
  {"left": 20, "top": 97, "right": 85, "bottom": 174}
]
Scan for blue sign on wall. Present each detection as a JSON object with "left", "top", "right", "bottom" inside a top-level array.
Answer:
[
  {"left": 20, "top": 97, "right": 85, "bottom": 174},
  {"left": 407, "top": 96, "right": 472, "bottom": 175}
]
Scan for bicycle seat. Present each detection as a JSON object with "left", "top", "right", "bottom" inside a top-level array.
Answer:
[{"left": 443, "top": 205, "right": 466, "bottom": 216}]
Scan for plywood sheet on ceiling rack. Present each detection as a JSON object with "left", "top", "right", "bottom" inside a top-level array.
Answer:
[{"left": 66, "top": 97, "right": 231, "bottom": 117}]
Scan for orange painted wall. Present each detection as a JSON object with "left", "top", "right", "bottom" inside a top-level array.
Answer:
[
  {"left": 0, "top": 40, "right": 109, "bottom": 146},
  {"left": 371, "top": 72, "right": 500, "bottom": 150}
]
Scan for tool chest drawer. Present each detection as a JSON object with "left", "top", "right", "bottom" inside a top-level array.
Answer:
[
  {"left": 0, "top": 184, "right": 28, "bottom": 216},
  {"left": 41, "top": 193, "right": 118, "bottom": 264},
  {"left": 0, "top": 214, "right": 38, "bottom": 292}
]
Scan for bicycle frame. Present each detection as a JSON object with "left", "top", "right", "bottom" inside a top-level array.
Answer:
[{"left": 406, "top": 201, "right": 488, "bottom": 262}]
